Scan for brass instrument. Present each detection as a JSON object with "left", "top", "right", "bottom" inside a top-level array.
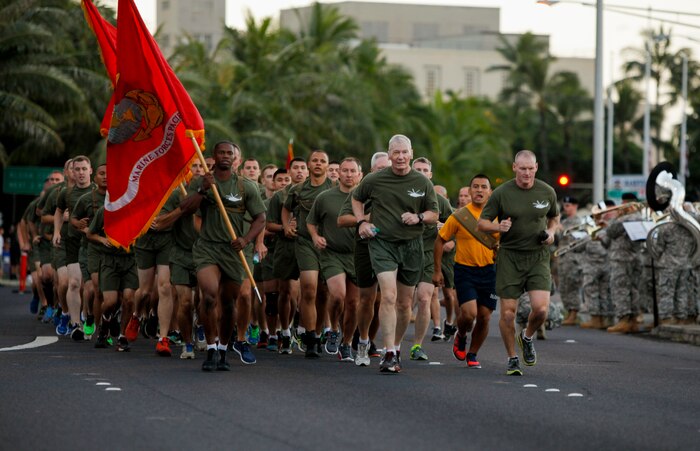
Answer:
[
  {"left": 554, "top": 216, "right": 600, "bottom": 257},
  {"left": 590, "top": 201, "right": 645, "bottom": 219},
  {"left": 645, "top": 165, "right": 700, "bottom": 262}
]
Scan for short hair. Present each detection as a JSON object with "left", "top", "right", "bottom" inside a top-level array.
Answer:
[
  {"left": 72, "top": 155, "right": 91, "bottom": 166},
  {"left": 273, "top": 168, "right": 288, "bottom": 179},
  {"left": 64, "top": 158, "right": 74, "bottom": 170},
  {"left": 213, "top": 140, "right": 240, "bottom": 156},
  {"left": 243, "top": 158, "right": 259, "bottom": 165},
  {"left": 261, "top": 163, "right": 277, "bottom": 174},
  {"left": 388, "top": 134, "right": 411, "bottom": 152},
  {"left": 370, "top": 152, "right": 388, "bottom": 170},
  {"left": 329, "top": 160, "right": 340, "bottom": 166},
  {"left": 514, "top": 150, "right": 536, "bottom": 163},
  {"left": 307, "top": 149, "right": 329, "bottom": 162},
  {"left": 340, "top": 157, "right": 362, "bottom": 172},
  {"left": 289, "top": 157, "right": 306, "bottom": 167},
  {"left": 412, "top": 157, "right": 432, "bottom": 170},
  {"left": 469, "top": 173, "right": 491, "bottom": 186}
]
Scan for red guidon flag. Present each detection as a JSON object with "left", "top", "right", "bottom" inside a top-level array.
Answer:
[
  {"left": 105, "top": 0, "right": 205, "bottom": 248},
  {"left": 81, "top": 0, "right": 117, "bottom": 137},
  {"left": 286, "top": 139, "right": 294, "bottom": 169}
]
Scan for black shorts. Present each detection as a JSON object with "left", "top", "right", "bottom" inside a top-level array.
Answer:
[
  {"left": 454, "top": 263, "right": 498, "bottom": 310},
  {"left": 354, "top": 239, "right": 376, "bottom": 289}
]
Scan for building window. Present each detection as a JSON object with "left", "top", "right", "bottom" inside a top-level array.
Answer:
[
  {"left": 425, "top": 65, "right": 441, "bottom": 97},
  {"left": 464, "top": 67, "right": 480, "bottom": 97},
  {"left": 360, "top": 21, "right": 389, "bottom": 42},
  {"left": 204, "top": 34, "right": 213, "bottom": 51},
  {"left": 161, "top": 0, "right": 169, "bottom": 10},
  {"left": 160, "top": 33, "right": 170, "bottom": 50},
  {"left": 413, "top": 23, "right": 438, "bottom": 41}
]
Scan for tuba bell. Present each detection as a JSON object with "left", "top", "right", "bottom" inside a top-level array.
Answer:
[{"left": 645, "top": 163, "right": 700, "bottom": 262}]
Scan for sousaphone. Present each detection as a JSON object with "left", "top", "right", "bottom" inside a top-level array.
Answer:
[{"left": 645, "top": 162, "right": 700, "bottom": 262}]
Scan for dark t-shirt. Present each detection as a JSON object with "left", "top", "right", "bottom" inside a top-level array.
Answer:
[
  {"left": 307, "top": 186, "right": 355, "bottom": 253},
  {"left": 352, "top": 167, "right": 439, "bottom": 242},
  {"left": 480, "top": 179, "right": 559, "bottom": 251},
  {"left": 284, "top": 178, "right": 333, "bottom": 240}
]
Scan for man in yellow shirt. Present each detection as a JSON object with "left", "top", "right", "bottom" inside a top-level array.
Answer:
[{"left": 433, "top": 174, "right": 498, "bottom": 369}]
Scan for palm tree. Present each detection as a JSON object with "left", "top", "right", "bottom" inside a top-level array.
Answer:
[
  {"left": 612, "top": 79, "right": 643, "bottom": 174},
  {"left": 0, "top": 0, "right": 111, "bottom": 166},
  {"left": 489, "top": 32, "right": 565, "bottom": 179}
]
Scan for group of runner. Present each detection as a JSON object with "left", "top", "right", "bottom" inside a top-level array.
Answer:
[{"left": 18, "top": 135, "right": 559, "bottom": 375}]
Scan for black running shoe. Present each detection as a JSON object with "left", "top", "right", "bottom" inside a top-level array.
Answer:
[
  {"left": 304, "top": 333, "right": 320, "bottom": 359},
  {"left": 202, "top": 348, "right": 217, "bottom": 372},
  {"left": 216, "top": 350, "right": 231, "bottom": 371},
  {"left": 145, "top": 313, "right": 158, "bottom": 339},
  {"left": 94, "top": 334, "right": 108, "bottom": 349},
  {"left": 116, "top": 336, "right": 130, "bottom": 352},
  {"left": 517, "top": 331, "right": 537, "bottom": 366},
  {"left": 506, "top": 356, "right": 523, "bottom": 376},
  {"left": 380, "top": 351, "right": 400, "bottom": 373}
]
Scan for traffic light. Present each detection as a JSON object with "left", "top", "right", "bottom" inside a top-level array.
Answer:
[{"left": 557, "top": 174, "right": 570, "bottom": 187}]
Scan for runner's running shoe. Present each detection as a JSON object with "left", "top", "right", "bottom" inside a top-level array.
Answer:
[
  {"left": 266, "top": 334, "right": 278, "bottom": 352},
  {"left": 125, "top": 315, "right": 140, "bottom": 342},
  {"left": 117, "top": 336, "right": 130, "bottom": 352},
  {"left": 409, "top": 344, "right": 428, "bottom": 361},
  {"left": 233, "top": 341, "right": 256, "bottom": 364},
  {"left": 257, "top": 331, "right": 269, "bottom": 349},
  {"left": 338, "top": 344, "right": 353, "bottom": 362},
  {"left": 279, "top": 335, "right": 293, "bottom": 355},
  {"left": 83, "top": 315, "right": 95, "bottom": 337},
  {"left": 443, "top": 321, "right": 457, "bottom": 341},
  {"left": 517, "top": 331, "right": 537, "bottom": 366},
  {"left": 217, "top": 350, "right": 231, "bottom": 371},
  {"left": 180, "top": 343, "right": 195, "bottom": 359},
  {"left": 30, "top": 296, "right": 39, "bottom": 314},
  {"left": 506, "top": 356, "right": 523, "bottom": 376},
  {"left": 195, "top": 325, "right": 206, "bottom": 351},
  {"left": 156, "top": 337, "right": 172, "bottom": 357},
  {"left": 430, "top": 327, "right": 445, "bottom": 341},
  {"left": 466, "top": 353, "right": 481, "bottom": 369},
  {"left": 56, "top": 314, "right": 70, "bottom": 335},
  {"left": 368, "top": 341, "right": 381, "bottom": 358},
  {"left": 379, "top": 351, "right": 400, "bottom": 373},
  {"left": 202, "top": 348, "right": 217, "bottom": 372},
  {"left": 355, "top": 342, "right": 370, "bottom": 366},
  {"left": 325, "top": 330, "right": 340, "bottom": 355},
  {"left": 245, "top": 324, "right": 260, "bottom": 346},
  {"left": 452, "top": 332, "right": 467, "bottom": 361}
]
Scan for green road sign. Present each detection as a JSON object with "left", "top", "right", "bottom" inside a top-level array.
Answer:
[{"left": 3, "top": 166, "right": 60, "bottom": 196}]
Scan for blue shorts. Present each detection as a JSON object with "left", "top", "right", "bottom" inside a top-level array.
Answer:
[{"left": 454, "top": 263, "right": 498, "bottom": 310}]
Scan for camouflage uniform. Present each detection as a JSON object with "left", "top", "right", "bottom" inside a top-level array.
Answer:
[
  {"left": 516, "top": 292, "right": 563, "bottom": 330},
  {"left": 557, "top": 215, "right": 584, "bottom": 312},
  {"left": 578, "top": 233, "right": 613, "bottom": 320},
  {"left": 655, "top": 222, "right": 694, "bottom": 321},
  {"left": 637, "top": 246, "right": 654, "bottom": 313},
  {"left": 600, "top": 212, "right": 643, "bottom": 319}
]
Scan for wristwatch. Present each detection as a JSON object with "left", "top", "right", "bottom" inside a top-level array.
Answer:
[
  {"left": 357, "top": 219, "right": 367, "bottom": 226},
  {"left": 417, "top": 213, "right": 424, "bottom": 223}
]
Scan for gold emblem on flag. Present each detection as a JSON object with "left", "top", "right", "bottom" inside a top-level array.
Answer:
[{"left": 109, "top": 90, "right": 164, "bottom": 144}]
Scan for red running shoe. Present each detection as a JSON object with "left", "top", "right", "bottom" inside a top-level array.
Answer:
[
  {"left": 125, "top": 316, "right": 140, "bottom": 342},
  {"left": 156, "top": 336, "right": 172, "bottom": 357},
  {"left": 452, "top": 332, "right": 467, "bottom": 361}
]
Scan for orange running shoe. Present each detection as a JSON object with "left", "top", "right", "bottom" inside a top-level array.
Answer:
[{"left": 156, "top": 336, "right": 172, "bottom": 357}]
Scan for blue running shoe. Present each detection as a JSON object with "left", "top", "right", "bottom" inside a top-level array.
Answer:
[
  {"left": 30, "top": 296, "right": 39, "bottom": 314},
  {"left": 42, "top": 306, "right": 55, "bottom": 323},
  {"left": 53, "top": 308, "right": 62, "bottom": 327},
  {"left": 56, "top": 314, "right": 70, "bottom": 336},
  {"left": 232, "top": 341, "right": 256, "bottom": 364},
  {"left": 245, "top": 324, "right": 260, "bottom": 346},
  {"left": 195, "top": 325, "right": 206, "bottom": 351}
]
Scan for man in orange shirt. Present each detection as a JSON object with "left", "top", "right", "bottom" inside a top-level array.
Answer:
[{"left": 433, "top": 174, "right": 498, "bottom": 369}]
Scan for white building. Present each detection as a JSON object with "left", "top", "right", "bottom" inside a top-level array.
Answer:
[
  {"left": 280, "top": 2, "right": 595, "bottom": 100},
  {"left": 155, "top": 0, "right": 226, "bottom": 55}
]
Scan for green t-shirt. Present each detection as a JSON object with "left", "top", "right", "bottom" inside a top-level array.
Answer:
[
  {"left": 88, "top": 207, "right": 129, "bottom": 256},
  {"left": 72, "top": 189, "right": 106, "bottom": 247},
  {"left": 190, "top": 173, "right": 266, "bottom": 243},
  {"left": 161, "top": 190, "right": 197, "bottom": 250},
  {"left": 39, "top": 182, "right": 64, "bottom": 237},
  {"left": 307, "top": 186, "right": 355, "bottom": 253},
  {"left": 58, "top": 184, "right": 94, "bottom": 241},
  {"left": 422, "top": 193, "right": 453, "bottom": 246},
  {"left": 352, "top": 167, "right": 439, "bottom": 242},
  {"left": 267, "top": 185, "right": 294, "bottom": 242},
  {"left": 283, "top": 178, "right": 333, "bottom": 240},
  {"left": 480, "top": 179, "right": 559, "bottom": 251}
]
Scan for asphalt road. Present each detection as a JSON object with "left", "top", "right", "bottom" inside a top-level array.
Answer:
[{"left": 1, "top": 285, "right": 699, "bottom": 451}]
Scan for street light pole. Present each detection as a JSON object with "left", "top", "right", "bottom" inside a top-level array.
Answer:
[
  {"left": 680, "top": 53, "right": 688, "bottom": 185},
  {"left": 593, "top": 0, "right": 604, "bottom": 202}
]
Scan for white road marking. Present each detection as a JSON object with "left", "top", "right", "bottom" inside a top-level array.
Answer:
[
  {"left": 105, "top": 387, "right": 121, "bottom": 391},
  {"left": 523, "top": 384, "right": 538, "bottom": 388},
  {"left": 96, "top": 382, "right": 111, "bottom": 386},
  {"left": 565, "top": 340, "right": 577, "bottom": 343},
  {"left": 568, "top": 393, "right": 584, "bottom": 397},
  {"left": 545, "top": 388, "right": 560, "bottom": 392},
  {"left": 429, "top": 362, "right": 441, "bottom": 365},
  {"left": 0, "top": 336, "right": 58, "bottom": 352}
]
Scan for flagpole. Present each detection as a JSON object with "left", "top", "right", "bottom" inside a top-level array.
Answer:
[{"left": 190, "top": 136, "right": 263, "bottom": 304}]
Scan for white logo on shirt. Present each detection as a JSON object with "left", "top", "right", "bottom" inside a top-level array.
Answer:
[
  {"left": 407, "top": 189, "right": 425, "bottom": 198},
  {"left": 225, "top": 193, "right": 242, "bottom": 202},
  {"left": 533, "top": 200, "right": 549, "bottom": 209}
]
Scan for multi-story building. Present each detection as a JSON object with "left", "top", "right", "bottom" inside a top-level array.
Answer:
[
  {"left": 280, "top": 2, "right": 595, "bottom": 99},
  {"left": 154, "top": 0, "right": 226, "bottom": 55}
]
